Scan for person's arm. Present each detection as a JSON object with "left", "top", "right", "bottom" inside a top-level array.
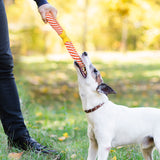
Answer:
[
  {"left": 34, "top": 0, "right": 48, "bottom": 7},
  {"left": 34, "top": 0, "right": 57, "bottom": 23}
]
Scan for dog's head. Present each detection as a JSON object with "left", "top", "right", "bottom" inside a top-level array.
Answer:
[{"left": 74, "top": 52, "right": 116, "bottom": 96}]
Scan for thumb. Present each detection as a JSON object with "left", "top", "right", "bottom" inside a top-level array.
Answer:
[
  {"left": 40, "top": 10, "right": 48, "bottom": 23},
  {"left": 50, "top": 8, "right": 57, "bottom": 18}
]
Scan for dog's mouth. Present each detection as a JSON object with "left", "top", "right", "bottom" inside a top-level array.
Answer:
[{"left": 74, "top": 61, "right": 87, "bottom": 78}]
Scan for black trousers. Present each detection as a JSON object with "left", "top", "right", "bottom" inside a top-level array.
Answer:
[{"left": 0, "top": 0, "right": 28, "bottom": 140}]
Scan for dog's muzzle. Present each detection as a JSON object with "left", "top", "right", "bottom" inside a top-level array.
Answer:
[{"left": 74, "top": 61, "right": 87, "bottom": 78}]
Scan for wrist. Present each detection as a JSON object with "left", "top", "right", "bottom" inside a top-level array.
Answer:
[{"left": 34, "top": 0, "right": 48, "bottom": 7}]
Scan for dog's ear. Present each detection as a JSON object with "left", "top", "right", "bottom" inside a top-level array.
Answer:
[{"left": 96, "top": 83, "right": 116, "bottom": 95}]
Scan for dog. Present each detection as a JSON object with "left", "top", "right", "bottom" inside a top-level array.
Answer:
[{"left": 74, "top": 52, "right": 160, "bottom": 160}]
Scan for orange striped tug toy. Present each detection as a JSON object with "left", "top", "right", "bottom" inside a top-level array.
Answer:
[{"left": 45, "top": 13, "right": 87, "bottom": 78}]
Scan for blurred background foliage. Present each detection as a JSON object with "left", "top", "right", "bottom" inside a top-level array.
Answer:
[{"left": 4, "top": 0, "right": 160, "bottom": 55}]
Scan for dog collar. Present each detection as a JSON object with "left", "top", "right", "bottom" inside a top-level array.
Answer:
[{"left": 84, "top": 102, "right": 105, "bottom": 113}]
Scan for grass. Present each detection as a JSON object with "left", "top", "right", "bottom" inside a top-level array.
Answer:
[{"left": 0, "top": 52, "right": 160, "bottom": 159}]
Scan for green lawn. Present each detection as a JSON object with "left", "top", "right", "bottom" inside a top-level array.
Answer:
[{"left": 0, "top": 52, "right": 160, "bottom": 159}]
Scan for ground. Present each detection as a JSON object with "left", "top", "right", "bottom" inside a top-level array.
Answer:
[{"left": 0, "top": 51, "right": 160, "bottom": 159}]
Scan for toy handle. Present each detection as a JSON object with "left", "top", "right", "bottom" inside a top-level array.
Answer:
[{"left": 46, "top": 13, "right": 85, "bottom": 68}]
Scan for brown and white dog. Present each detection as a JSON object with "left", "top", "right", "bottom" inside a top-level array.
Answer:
[{"left": 74, "top": 52, "right": 160, "bottom": 160}]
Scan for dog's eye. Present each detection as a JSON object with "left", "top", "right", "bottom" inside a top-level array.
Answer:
[{"left": 94, "top": 69, "right": 98, "bottom": 73}]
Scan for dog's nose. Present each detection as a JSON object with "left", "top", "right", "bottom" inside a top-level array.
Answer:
[{"left": 83, "top": 52, "right": 88, "bottom": 56}]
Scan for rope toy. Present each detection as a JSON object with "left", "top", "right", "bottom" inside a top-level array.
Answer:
[{"left": 45, "top": 13, "right": 86, "bottom": 75}]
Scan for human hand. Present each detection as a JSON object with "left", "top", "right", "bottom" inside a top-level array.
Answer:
[{"left": 38, "top": 3, "right": 57, "bottom": 23}]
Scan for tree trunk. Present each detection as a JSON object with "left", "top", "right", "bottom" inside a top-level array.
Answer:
[{"left": 121, "top": 17, "right": 128, "bottom": 54}]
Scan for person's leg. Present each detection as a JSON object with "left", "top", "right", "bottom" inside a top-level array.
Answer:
[
  {"left": 0, "top": 1, "right": 58, "bottom": 155},
  {"left": 0, "top": 0, "right": 28, "bottom": 140}
]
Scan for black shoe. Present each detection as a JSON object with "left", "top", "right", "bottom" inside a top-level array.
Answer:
[{"left": 8, "top": 132, "right": 58, "bottom": 154}]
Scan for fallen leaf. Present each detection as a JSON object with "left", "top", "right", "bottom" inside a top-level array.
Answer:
[
  {"left": 73, "top": 93, "right": 79, "bottom": 99},
  {"left": 35, "top": 112, "right": 43, "bottom": 117},
  {"left": 35, "top": 120, "right": 43, "bottom": 124},
  {"left": 117, "top": 146, "right": 123, "bottom": 149},
  {"left": 112, "top": 156, "right": 117, "bottom": 160},
  {"left": 74, "top": 127, "right": 79, "bottom": 130},
  {"left": 50, "top": 134, "right": 57, "bottom": 138},
  {"left": 110, "top": 149, "right": 115, "bottom": 153},
  {"left": 63, "top": 132, "right": 69, "bottom": 138},
  {"left": 71, "top": 154, "right": 77, "bottom": 159},
  {"left": 8, "top": 152, "right": 23, "bottom": 160},
  {"left": 62, "top": 85, "right": 68, "bottom": 91},
  {"left": 58, "top": 136, "right": 66, "bottom": 141},
  {"left": 39, "top": 86, "right": 49, "bottom": 93}
]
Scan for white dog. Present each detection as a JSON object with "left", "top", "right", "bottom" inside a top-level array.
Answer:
[{"left": 74, "top": 52, "right": 160, "bottom": 160}]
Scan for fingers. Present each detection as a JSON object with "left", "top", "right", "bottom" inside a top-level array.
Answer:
[
  {"left": 50, "top": 6, "right": 57, "bottom": 18},
  {"left": 38, "top": 4, "right": 58, "bottom": 23},
  {"left": 40, "top": 10, "right": 47, "bottom": 23}
]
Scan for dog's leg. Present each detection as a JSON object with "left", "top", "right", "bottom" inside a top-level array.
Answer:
[
  {"left": 141, "top": 147, "right": 154, "bottom": 160},
  {"left": 87, "top": 138, "right": 98, "bottom": 160},
  {"left": 152, "top": 130, "right": 160, "bottom": 158},
  {"left": 141, "top": 137, "right": 155, "bottom": 160},
  {"left": 87, "top": 127, "right": 98, "bottom": 160},
  {"left": 96, "top": 132, "right": 112, "bottom": 160},
  {"left": 97, "top": 145, "right": 110, "bottom": 160},
  {"left": 153, "top": 137, "right": 160, "bottom": 156}
]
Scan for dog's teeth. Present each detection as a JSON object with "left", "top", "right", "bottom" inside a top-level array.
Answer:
[
  {"left": 82, "top": 67, "right": 86, "bottom": 72},
  {"left": 80, "top": 67, "right": 87, "bottom": 77}
]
